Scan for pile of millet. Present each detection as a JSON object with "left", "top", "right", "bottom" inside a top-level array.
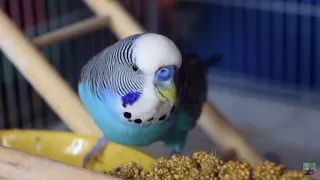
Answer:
[{"left": 104, "top": 151, "right": 311, "bottom": 180}]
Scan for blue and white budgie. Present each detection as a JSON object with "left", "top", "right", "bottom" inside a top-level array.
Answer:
[{"left": 78, "top": 33, "right": 220, "bottom": 167}]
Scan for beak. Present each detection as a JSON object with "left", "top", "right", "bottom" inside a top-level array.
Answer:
[{"left": 156, "top": 78, "right": 177, "bottom": 105}]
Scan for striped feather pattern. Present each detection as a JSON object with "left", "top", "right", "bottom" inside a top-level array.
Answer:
[{"left": 79, "top": 33, "right": 147, "bottom": 99}]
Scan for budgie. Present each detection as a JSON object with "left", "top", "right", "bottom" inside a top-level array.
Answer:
[{"left": 78, "top": 33, "right": 221, "bottom": 167}]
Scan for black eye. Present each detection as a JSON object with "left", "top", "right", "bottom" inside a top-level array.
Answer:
[{"left": 132, "top": 64, "right": 138, "bottom": 71}]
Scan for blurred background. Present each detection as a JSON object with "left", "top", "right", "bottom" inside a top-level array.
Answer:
[{"left": 0, "top": 0, "right": 319, "bottom": 174}]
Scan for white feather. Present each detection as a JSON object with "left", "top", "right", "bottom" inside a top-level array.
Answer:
[
  {"left": 133, "top": 33, "right": 182, "bottom": 74},
  {"left": 119, "top": 76, "right": 174, "bottom": 124},
  {"left": 118, "top": 34, "right": 180, "bottom": 124}
]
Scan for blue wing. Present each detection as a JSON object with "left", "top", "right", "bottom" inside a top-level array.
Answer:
[{"left": 78, "top": 81, "right": 175, "bottom": 146}]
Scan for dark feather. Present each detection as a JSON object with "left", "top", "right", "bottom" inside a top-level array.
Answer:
[{"left": 176, "top": 53, "right": 222, "bottom": 128}]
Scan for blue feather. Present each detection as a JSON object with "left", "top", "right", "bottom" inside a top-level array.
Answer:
[
  {"left": 121, "top": 91, "right": 142, "bottom": 106},
  {"left": 78, "top": 52, "right": 212, "bottom": 156},
  {"left": 161, "top": 108, "right": 194, "bottom": 153},
  {"left": 78, "top": 81, "right": 180, "bottom": 146}
]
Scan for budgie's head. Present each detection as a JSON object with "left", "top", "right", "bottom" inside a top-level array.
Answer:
[
  {"left": 133, "top": 33, "right": 181, "bottom": 103},
  {"left": 81, "top": 33, "right": 181, "bottom": 125}
]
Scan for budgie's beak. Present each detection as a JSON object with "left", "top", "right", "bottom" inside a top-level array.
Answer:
[
  {"left": 154, "top": 66, "right": 177, "bottom": 104},
  {"left": 156, "top": 79, "right": 177, "bottom": 104}
]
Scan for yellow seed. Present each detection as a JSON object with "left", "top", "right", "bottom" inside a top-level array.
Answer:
[{"left": 103, "top": 151, "right": 312, "bottom": 180}]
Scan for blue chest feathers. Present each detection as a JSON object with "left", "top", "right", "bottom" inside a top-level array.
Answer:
[{"left": 78, "top": 83, "right": 178, "bottom": 146}]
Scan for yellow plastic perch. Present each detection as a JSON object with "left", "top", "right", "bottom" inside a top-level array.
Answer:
[{"left": 0, "top": 130, "right": 156, "bottom": 173}]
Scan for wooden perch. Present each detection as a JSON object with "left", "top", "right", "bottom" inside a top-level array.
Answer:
[
  {"left": 83, "top": 0, "right": 144, "bottom": 39},
  {"left": 198, "top": 102, "right": 262, "bottom": 166},
  {"left": 33, "top": 16, "right": 109, "bottom": 48},
  {"left": 0, "top": 10, "right": 102, "bottom": 136},
  {"left": 0, "top": 145, "right": 120, "bottom": 180},
  {"left": 83, "top": 0, "right": 262, "bottom": 166}
]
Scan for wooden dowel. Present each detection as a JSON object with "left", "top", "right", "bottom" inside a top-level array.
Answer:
[
  {"left": 83, "top": 0, "right": 144, "bottom": 39},
  {"left": 83, "top": 0, "right": 262, "bottom": 165},
  {"left": 0, "top": 10, "right": 102, "bottom": 136},
  {"left": 0, "top": 145, "right": 120, "bottom": 180},
  {"left": 198, "top": 102, "right": 262, "bottom": 166},
  {"left": 33, "top": 16, "right": 109, "bottom": 48}
]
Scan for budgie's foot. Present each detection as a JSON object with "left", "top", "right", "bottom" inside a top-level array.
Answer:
[
  {"left": 168, "top": 150, "right": 181, "bottom": 158},
  {"left": 167, "top": 143, "right": 184, "bottom": 158},
  {"left": 168, "top": 146, "right": 183, "bottom": 158},
  {"left": 83, "top": 136, "right": 109, "bottom": 167}
]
